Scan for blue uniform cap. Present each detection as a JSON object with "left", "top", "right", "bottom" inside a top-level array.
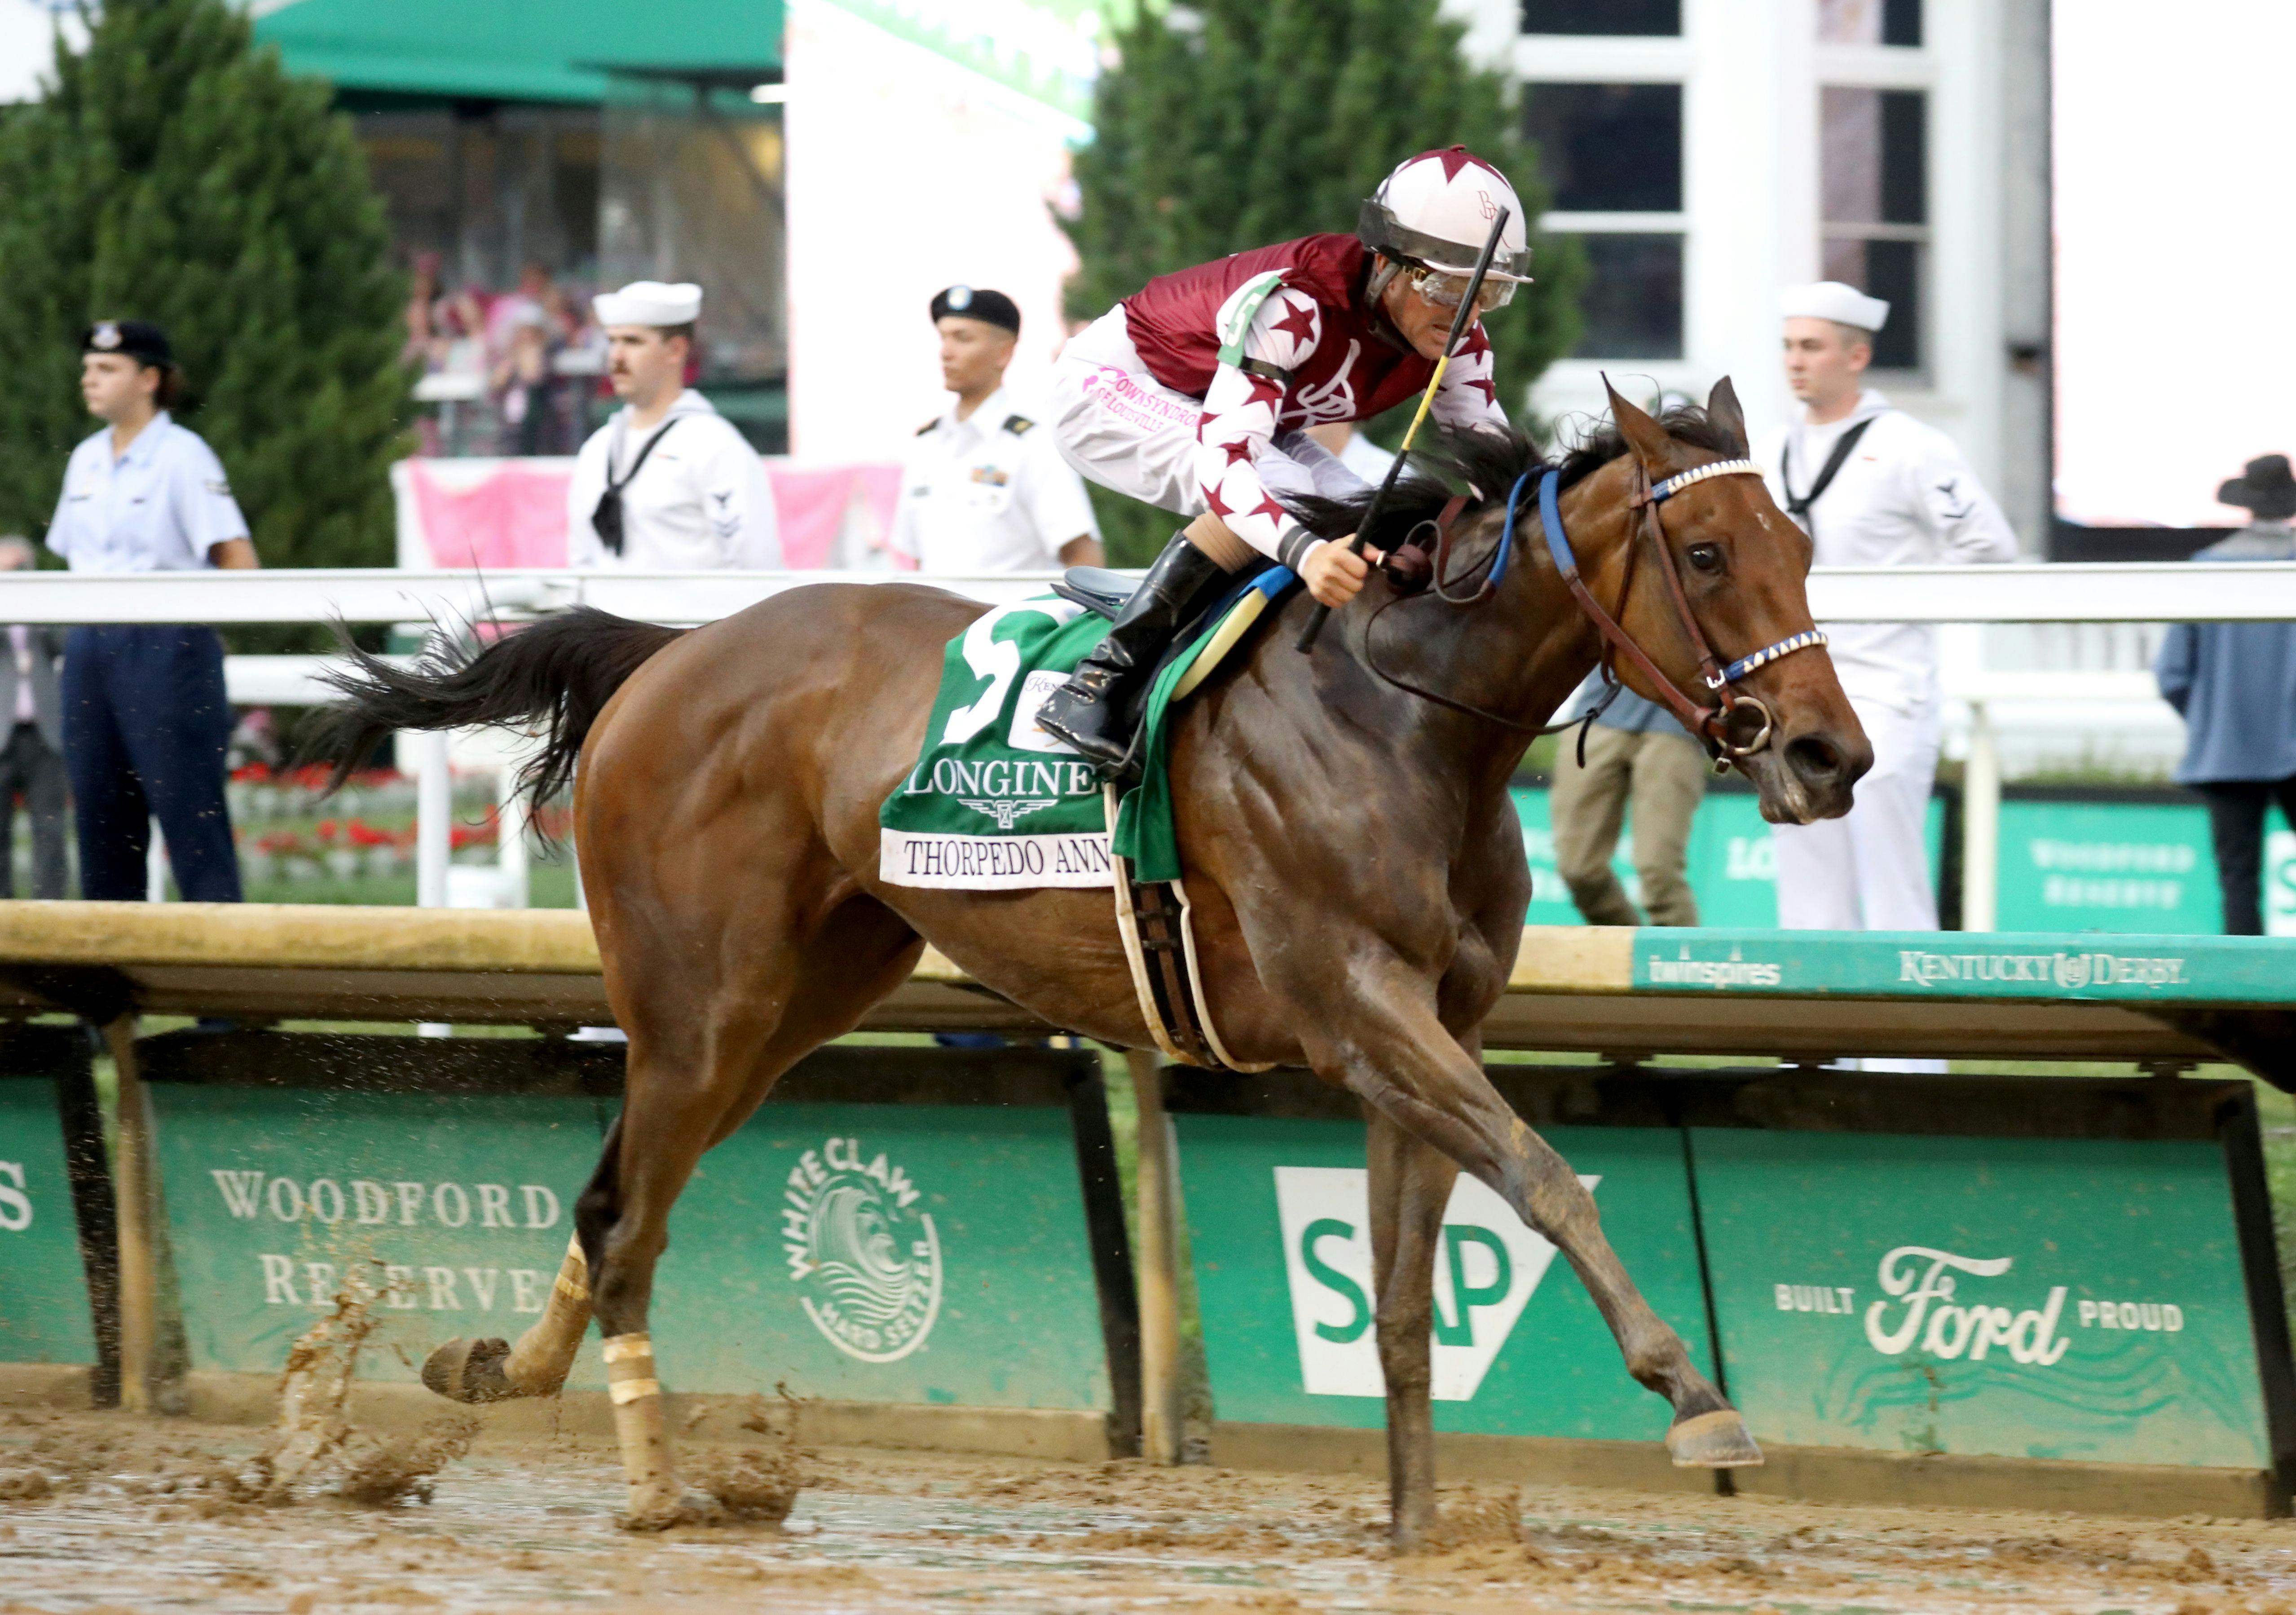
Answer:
[
  {"left": 930, "top": 286, "right": 1019, "bottom": 335},
  {"left": 82, "top": 319, "right": 173, "bottom": 368}
]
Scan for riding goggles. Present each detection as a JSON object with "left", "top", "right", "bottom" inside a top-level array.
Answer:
[{"left": 1408, "top": 266, "right": 1517, "bottom": 314}]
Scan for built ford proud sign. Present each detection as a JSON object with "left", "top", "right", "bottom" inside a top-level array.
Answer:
[{"left": 1161, "top": 1063, "right": 2293, "bottom": 1513}]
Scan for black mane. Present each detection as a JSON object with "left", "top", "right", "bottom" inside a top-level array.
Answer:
[{"left": 1287, "top": 405, "right": 1745, "bottom": 550}]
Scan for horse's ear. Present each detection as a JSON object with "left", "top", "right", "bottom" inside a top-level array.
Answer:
[
  {"left": 1705, "top": 376, "right": 1750, "bottom": 456},
  {"left": 1602, "top": 374, "right": 1676, "bottom": 471}
]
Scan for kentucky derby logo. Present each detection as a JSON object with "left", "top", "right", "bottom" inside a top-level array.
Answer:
[{"left": 781, "top": 1137, "right": 942, "bottom": 1363}]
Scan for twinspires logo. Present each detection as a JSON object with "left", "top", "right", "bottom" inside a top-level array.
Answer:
[
  {"left": 782, "top": 1136, "right": 943, "bottom": 1364},
  {"left": 1273, "top": 1166, "right": 1591, "bottom": 1400}
]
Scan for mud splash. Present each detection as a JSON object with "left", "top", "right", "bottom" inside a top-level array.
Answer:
[
  {"left": 207, "top": 1266, "right": 479, "bottom": 1509},
  {"left": 684, "top": 1386, "right": 811, "bottom": 1524}
]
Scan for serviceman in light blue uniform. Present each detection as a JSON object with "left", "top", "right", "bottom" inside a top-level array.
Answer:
[{"left": 46, "top": 319, "right": 256, "bottom": 902}]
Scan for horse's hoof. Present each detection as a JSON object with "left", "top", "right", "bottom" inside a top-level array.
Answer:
[
  {"left": 1666, "top": 1408, "right": 1764, "bottom": 1468},
  {"left": 618, "top": 1489, "right": 719, "bottom": 1532},
  {"left": 421, "top": 1336, "right": 516, "bottom": 1404}
]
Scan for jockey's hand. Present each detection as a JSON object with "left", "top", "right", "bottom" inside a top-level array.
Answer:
[{"left": 1302, "top": 537, "right": 1384, "bottom": 609}]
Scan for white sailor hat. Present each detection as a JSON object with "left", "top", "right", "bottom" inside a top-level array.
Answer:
[
  {"left": 593, "top": 281, "right": 703, "bottom": 328},
  {"left": 1780, "top": 280, "right": 1889, "bottom": 332}
]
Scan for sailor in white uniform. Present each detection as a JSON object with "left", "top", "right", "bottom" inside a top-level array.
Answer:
[
  {"left": 1759, "top": 281, "right": 2018, "bottom": 933},
  {"left": 889, "top": 286, "right": 1100, "bottom": 574},
  {"left": 566, "top": 281, "right": 780, "bottom": 569}
]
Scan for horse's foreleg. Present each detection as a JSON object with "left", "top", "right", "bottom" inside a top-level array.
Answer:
[
  {"left": 1313, "top": 981, "right": 1756, "bottom": 1470},
  {"left": 1366, "top": 1106, "right": 1458, "bottom": 1550},
  {"left": 422, "top": 1140, "right": 609, "bottom": 1406}
]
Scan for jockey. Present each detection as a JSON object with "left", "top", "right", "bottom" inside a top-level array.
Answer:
[{"left": 1036, "top": 146, "right": 1531, "bottom": 771}]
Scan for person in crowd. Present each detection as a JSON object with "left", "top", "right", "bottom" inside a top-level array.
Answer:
[
  {"left": 1547, "top": 682, "right": 1708, "bottom": 927},
  {"left": 889, "top": 286, "right": 1102, "bottom": 574},
  {"left": 1760, "top": 281, "right": 2017, "bottom": 932},
  {"left": 0, "top": 537, "right": 67, "bottom": 899},
  {"left": 2155, "top": 453, "right": 2296, "bottom": 934},
  {"left": 402, "top": 251, "right": 444, "bottom": 371},
  {"left": 566, "top": 281, "right": 781, "bottom": 569},
  {"left": 485, "top": 260, "right": 553, "bottom": 362},
  {"left": 493, "top": 307, "right": 555, "bottom": 457},
  {"left": 46, "top": 320, "right": 255, "bottom": 903}
]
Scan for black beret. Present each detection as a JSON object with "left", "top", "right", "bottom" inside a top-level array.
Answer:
[
  {"left": 930, "top": 286, "right": 1020, "bottom": 335},
  {"left": 82, "top": 319, "right": 173, "bottom": 367}
]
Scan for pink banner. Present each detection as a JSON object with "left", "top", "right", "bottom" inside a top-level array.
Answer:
[{"left": 402, "top": 458, "right": 902, "bottom": 570}]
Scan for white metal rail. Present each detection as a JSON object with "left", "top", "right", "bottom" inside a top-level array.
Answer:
[
  {"left": 18, "top": 565, "right": 2292, "bottom": 935},
  {"left": 0, "top": 562, "right": 2292, "bottom": 624}
]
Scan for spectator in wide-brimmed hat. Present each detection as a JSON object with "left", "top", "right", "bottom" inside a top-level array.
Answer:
[{"left": 2156, "top": 453, "right": 2296, "bottom": 934}]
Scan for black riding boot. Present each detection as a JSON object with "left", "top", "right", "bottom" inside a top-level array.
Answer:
[{"left": 1038, "top": 532, "right": 1231, "bottom": 775}]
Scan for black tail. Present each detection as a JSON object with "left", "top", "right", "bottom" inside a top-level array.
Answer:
[{"left": 309, "top": 607, "right": 686, "bottom": 815}]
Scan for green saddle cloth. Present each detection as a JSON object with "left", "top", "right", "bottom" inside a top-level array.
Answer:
[{"left": 877, "top": 575, "right": 1296, "bottom": 890}]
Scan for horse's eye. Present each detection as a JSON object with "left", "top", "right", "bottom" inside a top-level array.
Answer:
[{"left": 1686, "top": 543, "right": 1724, "bottom": 575}]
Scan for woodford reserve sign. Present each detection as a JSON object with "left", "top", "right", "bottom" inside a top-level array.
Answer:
[{"left": 146, "top": 1051, "right": 1120, "bottom": 1417}]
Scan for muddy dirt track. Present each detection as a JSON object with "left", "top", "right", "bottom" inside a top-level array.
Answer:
[{"left": 4, "top": 1409, "right": 2296, "bottom": 1614}]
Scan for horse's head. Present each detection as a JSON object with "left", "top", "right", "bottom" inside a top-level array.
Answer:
[{"left": 1585, "top": 377, "right": 1869, "bottom": 824}]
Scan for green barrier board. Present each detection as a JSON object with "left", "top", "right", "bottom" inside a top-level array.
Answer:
[
  {"left": 151, "top": 1086, "right": 614, "bottom": 1388},
  {"left": 1512, "top": 786, "right": 1942, "bottom": 928},
  {"left": 149, "top": 1056, "right": 1118, "bottom": 1413},
  {"left": 1627, "top": 928, "right": 2296, "bottom": 1002},
  {"left": 1692, "top": 1129, "right": 2272, "bottom": 1469},
  {"left": 1996, "top": 800, "right": 2296, "bottom": 935},
  {"left": 652, "top": 1103, "right": 1113, "bottom": 1411},
  {"left": 0, "top": 1078, "right": 96, "bottom": 1366},
  {"left": 1174, "top": 1114, "right": 1709, "bottom": 1439}
]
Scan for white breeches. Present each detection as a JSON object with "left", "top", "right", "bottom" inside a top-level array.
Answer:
[
  {"left": 1772, "top": 696, "right": 1946, "bottom": 1073},
  {"left": 1049, "top": 307, "right": 1369, "bottom": 560},
  {"left": 1771, "top": 696, "right": 1943, "bottom": 933}
]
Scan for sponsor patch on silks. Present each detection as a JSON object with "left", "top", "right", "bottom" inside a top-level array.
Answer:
[{"left": 879, "top": 572, "right": 1300, "bottom": 890}]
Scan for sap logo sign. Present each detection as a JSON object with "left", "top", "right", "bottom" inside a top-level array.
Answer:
[{"left": 1273, "top": 1166, "right": 1595, "bottom": 1401}]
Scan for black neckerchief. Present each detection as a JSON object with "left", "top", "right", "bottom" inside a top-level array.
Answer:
[
  {"left": 1779, "top": 414, "right": 1876, "bottom": 533},
  {"left": 591, "top": 414, "right": 683, "bottom": 556}
]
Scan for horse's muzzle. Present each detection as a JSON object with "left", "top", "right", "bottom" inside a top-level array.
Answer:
[{"left": 1765, "top": 725, "right": 1871, "bottom": 824}]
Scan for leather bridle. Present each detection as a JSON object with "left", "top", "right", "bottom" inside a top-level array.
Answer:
[{"left": 1365, "top": 454, "right": 1828, "bottom": 764}]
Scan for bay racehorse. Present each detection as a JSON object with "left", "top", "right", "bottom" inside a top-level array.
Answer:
[{"left": 317, "top": 380, "right": 1870, "bottom": 1538}]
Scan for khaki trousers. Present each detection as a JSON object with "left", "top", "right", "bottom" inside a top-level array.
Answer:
[{"left": 1548, "top": 725, "right": 1709, "bottom": 927}]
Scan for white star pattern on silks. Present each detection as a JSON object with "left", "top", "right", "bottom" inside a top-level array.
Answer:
[
  {"left": 1190, "top": 285, "right": 1508, "bottom": 563},
  {"left": 1194, "top": 286, "right": 1322, "bottom": 559},
  {"left": 1430, "top": 322, "right": 1506, "bottom": 434}
]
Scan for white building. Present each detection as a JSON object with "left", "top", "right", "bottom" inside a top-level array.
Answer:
[{"left": 1457, "top": 0, "right": 2052, "bottom": 550}]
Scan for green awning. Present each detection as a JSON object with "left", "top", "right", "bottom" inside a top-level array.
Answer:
[{"left": 252, "top": 0, "right": 782, "bottom": 105}]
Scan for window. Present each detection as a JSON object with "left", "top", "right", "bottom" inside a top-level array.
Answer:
[
  {"left": 1571, "top": 236, "right": 1683, "bottom": 359},
  {"left": 1820, "top": 86, "right": 1926, "bottom": 370},
  {"left": 1522, "top": 83, "right": 1681, "bottom": 212},
  {"left": 1520, "top": 0, "right": 1679, "bottom": 35},
  {"left": 1817, "top": 0, "right": 1921, "bottom": 46}
]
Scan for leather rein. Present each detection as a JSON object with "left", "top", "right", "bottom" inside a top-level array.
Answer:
[{"left": 1363, "top": 456, "right": 1827, "bottom": 764}]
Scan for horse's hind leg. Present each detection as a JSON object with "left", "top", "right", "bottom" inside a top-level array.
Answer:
[
  {"left": 588, "top": 897, "right": 923, "bottom": 1528},
  {"left": 1367, "top": 1107, "right": 1459, "bottom": 1550}
]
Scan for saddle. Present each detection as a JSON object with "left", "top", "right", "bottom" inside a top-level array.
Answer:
[{"left": 1054, "top": 563, "right": 1289, "bottom": 1073}]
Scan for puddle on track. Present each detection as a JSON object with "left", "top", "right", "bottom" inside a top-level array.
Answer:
[{"left": 3, "top": 1410, "right": 2295, "bottom": 1613}]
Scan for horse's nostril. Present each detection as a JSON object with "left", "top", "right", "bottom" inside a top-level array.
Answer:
[{"left": 1786, "top": 735, "right": 1844, "bottom": 783}]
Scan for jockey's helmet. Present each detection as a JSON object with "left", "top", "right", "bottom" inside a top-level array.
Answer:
[{"left": 1358, "top": 148, "right": 1533, "bottom": 312}]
